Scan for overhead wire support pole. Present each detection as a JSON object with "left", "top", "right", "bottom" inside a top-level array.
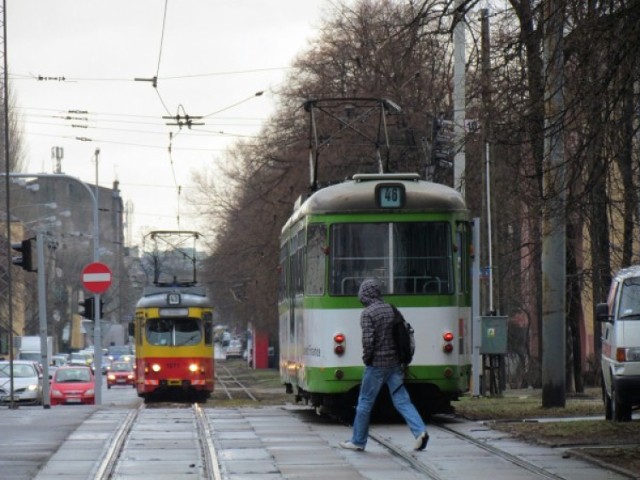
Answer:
[
  {"left": 94, "top": 148, "right": 103, "bottom": 404},
  {"left": 36, "top": 231, "right": 50, "bottom": 408},
  {"left": 453, "top": 0, "right": 466, "bottom": 195},
  {"left": 541, "top": 0, "right": 566, "bottom": 408},
  {"left": 1, "top": 0, "right": 18, "bottom": 410}
]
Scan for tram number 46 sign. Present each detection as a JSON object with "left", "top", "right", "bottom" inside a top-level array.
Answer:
[{"left": 81, "top": 262, "right": 112, "bottom": 294}]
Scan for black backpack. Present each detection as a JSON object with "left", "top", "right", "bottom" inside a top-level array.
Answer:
[{"left": 390, "top": 304, "right": 415, "bottom": 366}]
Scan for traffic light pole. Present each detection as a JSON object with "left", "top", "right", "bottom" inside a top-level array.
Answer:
[{"left": 36, "top": 231, "right": 51, "bottom": 408}]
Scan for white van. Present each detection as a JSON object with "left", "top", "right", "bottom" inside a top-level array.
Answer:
[{"left": 596, "top": 266, "right": 640, "bottom": 421}]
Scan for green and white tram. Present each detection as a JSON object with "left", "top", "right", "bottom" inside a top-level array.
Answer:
[{"left": 278, "top": 172, "right": 472, "bottom": 415}]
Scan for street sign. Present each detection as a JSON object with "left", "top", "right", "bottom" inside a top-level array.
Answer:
[{"left": 81, "top": 262, "right": 112, "bottom": 294}]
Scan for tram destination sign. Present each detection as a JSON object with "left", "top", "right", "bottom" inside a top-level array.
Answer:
[
  {"left": 375, "top": 183, "right": 406, "bottom": 208},
  {"left": 81, "top": 261, "right": 112, "bottom": 294}
]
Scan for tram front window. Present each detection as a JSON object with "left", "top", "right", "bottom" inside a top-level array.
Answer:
[
  {"left": 146, "top": 318, "right": 202, "bottom": 346},
  {"left": 329, "top": 222, "right": 452, "bottom": 295}
]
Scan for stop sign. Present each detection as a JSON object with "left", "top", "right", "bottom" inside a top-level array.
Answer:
[{"left": 81, "top": 262, "right": 112, "bottom": 294}]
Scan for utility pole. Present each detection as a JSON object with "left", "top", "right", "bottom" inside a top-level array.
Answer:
[
  {"left": 93, "top": 148, "right": 104, "bottom": 404},
  {"left": 453, "top": 0, "right": 466, "bottom": 195},
  {"left": 541, "top": 0, "right": 566, "bottom": 408},
  {"left": 481, "top": 9, "right": 494, "bottom": 315}
]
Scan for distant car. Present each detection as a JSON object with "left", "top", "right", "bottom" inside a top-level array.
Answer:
[
  {"left": 106, "top": 361, "right": 135, "bottom": 388},
  {"left": 49, "top": 355, "right": 69, "bottom": 378},
  {"left": 0, "top": 360, "right": 43, "bottom": 406},
  {"left": 101, "top": 357, "right": 112, "bottom": 375},
  {"left": 226, "top": 339, "right": 244, "bottom": 358},
  {"left": 49, "top": 366, "right": 95, "bottom": 405},
  {"left": 69, "top": 352, "right": 93, "bottom": 367}
]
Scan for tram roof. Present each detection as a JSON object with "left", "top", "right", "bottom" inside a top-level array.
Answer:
[
  {"left": 136, "top": 284, "right": 212, "bottom": 308},
  {"left": 283, "top": 173, "right": 467, "bottom": 230}
]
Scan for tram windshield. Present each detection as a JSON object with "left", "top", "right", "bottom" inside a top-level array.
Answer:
[
  {"left": 329, "top": 222, "right": 453, "bottom": 296},
  {"left": 145, "top": 318, "right": 202, "bottom": 346}
]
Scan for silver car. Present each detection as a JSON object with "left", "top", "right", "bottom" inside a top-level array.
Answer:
[{"left": 0, "top": 360, "right": 44, "bottom": 405}]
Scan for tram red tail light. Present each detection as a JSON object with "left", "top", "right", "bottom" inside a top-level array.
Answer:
[
  {"left": 442, "top": 331, "right": 454, "bottom": 354},
  {"left": 334, "top": 333, "right": 346, "bottom": 355}
]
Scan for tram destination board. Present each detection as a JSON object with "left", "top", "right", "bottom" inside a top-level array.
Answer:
[{"left": 375, "top": 183, "right": 405, "bottom": 208}]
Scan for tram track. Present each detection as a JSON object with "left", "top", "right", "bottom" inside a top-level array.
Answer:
[
  {"left": 431, "top": 422, "right": 570, "bottom": 480},
  {"left": 94, "top": 403, "right": 221, "bottom": 480},
  {"left": 366, "top": 419, "right": 576, "bottom": 480},
  {"left": 215, "top": 362, "right": 259, "bottom": 402}
]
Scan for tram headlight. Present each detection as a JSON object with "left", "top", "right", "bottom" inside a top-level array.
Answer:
[
  {"left": 333, "top": 332, "right": 346, "bottom": 355},
  {"left": 151, "top": 363, "right": 161, "bottom": 372},
  {"left": 188, "top": 363, "right": 199, "bottom": 373}
]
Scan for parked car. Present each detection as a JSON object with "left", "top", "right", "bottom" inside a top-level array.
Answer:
[
  {"left": 225, "top": 338, "right": 244, "bottom": 358},
  {"left": 49, "top": 366, "right": 95, "bottom": 405},
  {"left": 106, "top": 361, "right": 135, "bottom": 388},
  {"left": 596, "top": 265, "right": 640, "bottom": 421},
  {"left": 0, "top": 360, "right": 43, "bottom": 406}
]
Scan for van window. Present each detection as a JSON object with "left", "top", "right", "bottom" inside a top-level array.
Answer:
[{"left": 618, "top": 278, "right": 640, "bottom": 319}]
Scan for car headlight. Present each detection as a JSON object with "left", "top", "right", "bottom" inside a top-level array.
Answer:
[
  {"left": 51, "top": 389, "right": 62, "bottom": 397},
  {"left": 85, "top": 389, "right": 95, "bottom": 396},
  {"left": 27, "top": 384, "right": 38, "bottom": 391}
]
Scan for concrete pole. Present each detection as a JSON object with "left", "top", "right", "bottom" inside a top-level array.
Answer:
[
  {"left": 541, "top": 0, "right": 566, "bottom": 408},
  {"left": 472, "top": 217, "right": 482, "bottom": 396},
  {"left": 36, "top": 231, "right": 51, "bottom": 408},
  {"left": 453, "top": 0, "right": 466, "bottom": 194},
  {"left": 93, "top": 148, "right": 103, "bottom": 404}
]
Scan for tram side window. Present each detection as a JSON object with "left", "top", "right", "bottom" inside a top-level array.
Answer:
[
  {"left": 290, "top": 229, "right": 305, "bottom": 296},
  {"left": 305, "top": 224, "right": 326, "bottom": 295},
  {"left": 278, "top": 244, "right": 288, "bottom": 302},
  {"left": 204, "top": 314, "right": 213, "bottom": 345}
]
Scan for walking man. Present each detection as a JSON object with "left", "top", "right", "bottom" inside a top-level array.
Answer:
[{"left": 339, "top": 278, "right": 429, "bottom": 452}]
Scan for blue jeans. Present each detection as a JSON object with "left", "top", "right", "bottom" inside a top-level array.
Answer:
[{"left": 350, "top": 365, "right": 426, "bottom": 448}]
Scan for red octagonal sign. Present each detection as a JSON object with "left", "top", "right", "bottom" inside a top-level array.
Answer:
[{"left": 81, "top": 262, "right": 112, "bottom": 294}]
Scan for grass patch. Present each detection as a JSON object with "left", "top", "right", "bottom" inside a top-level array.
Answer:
[
  {"left": 453, "top": 389, "right": 640, "bottom": 475},
  {"left": 452, "top": 388, "right": 603, "bottom": 420}
]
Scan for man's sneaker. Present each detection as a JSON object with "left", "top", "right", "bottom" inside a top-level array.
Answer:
[
  {"left": 339, "top": 440, "right": 364, "bottom": 451},
  {"left": 414, "top": 431, "right": 429, "bottom": 451}
]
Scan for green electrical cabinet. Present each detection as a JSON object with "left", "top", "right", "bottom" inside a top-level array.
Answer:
[{"left": 480, "top": 316, "right": 508, "bottom": 354}]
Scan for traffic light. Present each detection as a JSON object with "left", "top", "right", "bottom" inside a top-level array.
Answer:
[
  {"left": 11, "top": 238, "right": 36, "bottom": 272},
  {"left": 79, "top": 297, "right": 104, "bottom": 319},
  {"left": 79, "top": 297, "right": 94, "bottom": 319}
]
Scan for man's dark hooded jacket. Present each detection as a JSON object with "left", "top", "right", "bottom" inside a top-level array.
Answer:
[{"left": 358, "top": 279, "right": 399, "bottom": 368}]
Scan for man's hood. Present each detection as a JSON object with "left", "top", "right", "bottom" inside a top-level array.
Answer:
[{"left": 358, "top": 278, "right": 383, "bottom": 306}]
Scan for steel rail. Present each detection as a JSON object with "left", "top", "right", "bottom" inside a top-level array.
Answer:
[
  {"left": 93, "top": 404, "right": 142, "bottom": 479},
  {"left": 194, "top": 403, "right": 222, "bottom": 480},
  {"left": 433, "top": 423, "right": 569, "bottom": 480}
]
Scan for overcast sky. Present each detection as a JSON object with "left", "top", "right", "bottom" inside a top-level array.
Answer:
[{"left": 8, "top": 1, "right": 331, "bottom": 245}]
